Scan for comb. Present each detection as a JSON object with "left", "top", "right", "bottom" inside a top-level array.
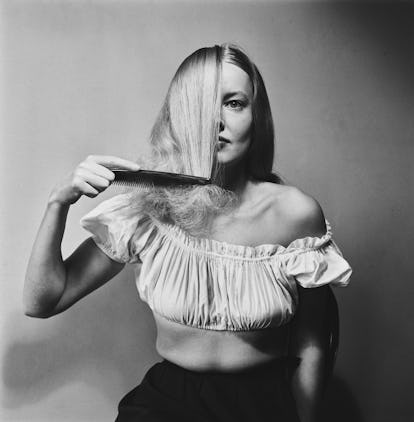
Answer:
[{"left": 112, "top": 170, "right": 211, "bottom": 189}]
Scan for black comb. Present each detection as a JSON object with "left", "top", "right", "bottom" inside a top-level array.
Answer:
[{"left": 112, "top": 170, "right": 211, "bottom": 189}]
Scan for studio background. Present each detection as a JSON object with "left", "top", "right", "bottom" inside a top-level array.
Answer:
[{"left": 1, "top": 1, "right": 412, "bottom": 421}]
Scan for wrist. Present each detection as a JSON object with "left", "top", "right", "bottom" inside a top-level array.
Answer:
[
  {"left": 48, "top": 184, "right": 78, "bottom": 208},
  {"left": 47, "top": 195, "right": 71, "bottom": 210}
]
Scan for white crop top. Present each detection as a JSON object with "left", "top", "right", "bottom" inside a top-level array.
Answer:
[{"left": 80, "top": 193, "right": 352, "bottom": 331}]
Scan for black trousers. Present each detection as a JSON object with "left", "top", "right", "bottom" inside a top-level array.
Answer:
[{"left": 115, "top": 358, "right": 300, "bottom": 422}]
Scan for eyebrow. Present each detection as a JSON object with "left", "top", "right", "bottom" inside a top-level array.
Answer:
[{"left": 223, "top": 91, "right": 249, "bottom": 100}]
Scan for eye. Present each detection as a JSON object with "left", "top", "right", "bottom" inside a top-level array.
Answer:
[{"left": 225, "top": 100, "right": 245, "bottom": 110}]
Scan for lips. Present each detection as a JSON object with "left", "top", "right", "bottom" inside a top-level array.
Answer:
[{"left": 218, "top": 136, "right": 230, "bottom": 143}]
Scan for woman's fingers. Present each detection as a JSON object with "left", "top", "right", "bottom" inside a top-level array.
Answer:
[
  {"left": 80, "top": 160, "right": 115, "bottom": 182},
  {"left": 75, "top": 168, "right": 110, "bottom": 191},
  {"left": 74, "top": 154, "right": 140, "bottom": 196},
  {"left": 49, "top": 154, "right": 140, "bottom": 206},
  {"left": 76, "top": 180, "right": 100, "bottom": 198},
  {"left": 85, "top": 155, "right": 140, "bottom": 171}
]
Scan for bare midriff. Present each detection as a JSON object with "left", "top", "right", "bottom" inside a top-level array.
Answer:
[{"left": 153, "top": 313, "right": 290, "bottom": 373}]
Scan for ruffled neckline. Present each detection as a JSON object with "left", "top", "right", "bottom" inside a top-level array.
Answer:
[{"left": 154, "top": 219, "right": 333, "bottom": 259}]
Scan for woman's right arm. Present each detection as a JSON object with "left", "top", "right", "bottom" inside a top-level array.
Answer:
[{"left": 23, "top": 155, "right": 140, "bottom": 318}]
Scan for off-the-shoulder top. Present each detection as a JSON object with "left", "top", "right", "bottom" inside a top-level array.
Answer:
[{"left": 80, "top": 193, "right": 352, "bottom": 331}]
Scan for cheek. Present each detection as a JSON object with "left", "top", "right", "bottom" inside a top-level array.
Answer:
[
  {"left": 238, "top": 115, "right": 252, "bottom": 141},
  {"left": 226, "top": 110, "right": 252, "bottom": 137}
]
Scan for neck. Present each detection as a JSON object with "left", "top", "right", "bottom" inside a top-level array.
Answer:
[{"left": 217, "top": 159, "right": 250, "bottom": 197}]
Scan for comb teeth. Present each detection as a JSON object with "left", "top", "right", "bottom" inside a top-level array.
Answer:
[
  {"left": 112, "top": 170, "right": 211, "bottom": 189},
  {"left": 112, "top": 179, "right": 154, "bottom": 190}
]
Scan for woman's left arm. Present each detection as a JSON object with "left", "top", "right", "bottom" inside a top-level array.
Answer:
[{"left": 288, "top": 285, "right": 329, "bottom": 422}]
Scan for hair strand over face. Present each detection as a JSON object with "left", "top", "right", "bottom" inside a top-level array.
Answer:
[{"left": 131, "top": 44, "right": 281, "bottom": 236}]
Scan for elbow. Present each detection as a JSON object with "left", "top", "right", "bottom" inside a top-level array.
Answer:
[
  {"left": 291, "top": 343, "right": 326, "bottom": 362},
  {"left": 24, "top": 307, "right": 54, "bottom": 319},
  {"left": 23, "top": 276, "right": 63, "bottom": 319},
  {"left": 23, "top": 293, "right": 57, "bottom": 319},
  {"left": 23, "top": 300, "right": 55, "bottom": 318}
]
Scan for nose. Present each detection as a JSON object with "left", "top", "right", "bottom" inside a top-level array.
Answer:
[{"left": 219, "top": 116, "right": 224, "bottom": 132}]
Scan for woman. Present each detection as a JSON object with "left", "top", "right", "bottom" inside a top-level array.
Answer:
[{"left": 24, "top": 44, "right": 352, "bottom": 422}]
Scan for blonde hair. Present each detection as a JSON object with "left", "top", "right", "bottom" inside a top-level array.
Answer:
[
  {"left": 149, "top": 46, "right": 221, "bottom": 180},
  {"left": 132, "top": 44, "right": 279, "bottom": 236}
]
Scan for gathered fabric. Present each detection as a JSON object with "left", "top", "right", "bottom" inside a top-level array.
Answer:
[{"left": 80, "top": 193, "right": 352, "bottom": 332}]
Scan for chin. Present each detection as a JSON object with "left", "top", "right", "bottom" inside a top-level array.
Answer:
[{"left": 217, "top": 151, "right": 249, "bottom": 167}]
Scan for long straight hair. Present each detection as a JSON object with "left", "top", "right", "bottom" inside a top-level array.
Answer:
[
  {"left": 147, "top": 46, "right": 222, "bottom": 181},
  {"left": 133, "top": 44, "right": 280, "bottom": 235},
  {"left": 145, "top": 43, "right": 280, "bottom": 183}
]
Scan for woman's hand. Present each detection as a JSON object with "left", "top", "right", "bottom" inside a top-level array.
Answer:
[{"left": 48, "top": 155, "right": 140, "bottom": 205}]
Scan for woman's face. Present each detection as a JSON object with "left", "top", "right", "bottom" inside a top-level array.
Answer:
[{"left": 217, "top": 62, "right": 253, "bottom": 166}]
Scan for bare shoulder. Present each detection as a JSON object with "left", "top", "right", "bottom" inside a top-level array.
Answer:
[{"left": 259, "top": 182, "right": 327, "bottom": 240}]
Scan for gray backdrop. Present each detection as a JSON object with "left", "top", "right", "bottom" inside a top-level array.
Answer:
[{"left": 1, "top": 1, "right": 413, "bottom": 421}]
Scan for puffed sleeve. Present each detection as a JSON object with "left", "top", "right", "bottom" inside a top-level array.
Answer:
[
  {"left": 285, "top": 221, "right": 352, "bottom": 288},
  {"left": 80, "top": 193, "right": 157, "bottom": 264}
]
